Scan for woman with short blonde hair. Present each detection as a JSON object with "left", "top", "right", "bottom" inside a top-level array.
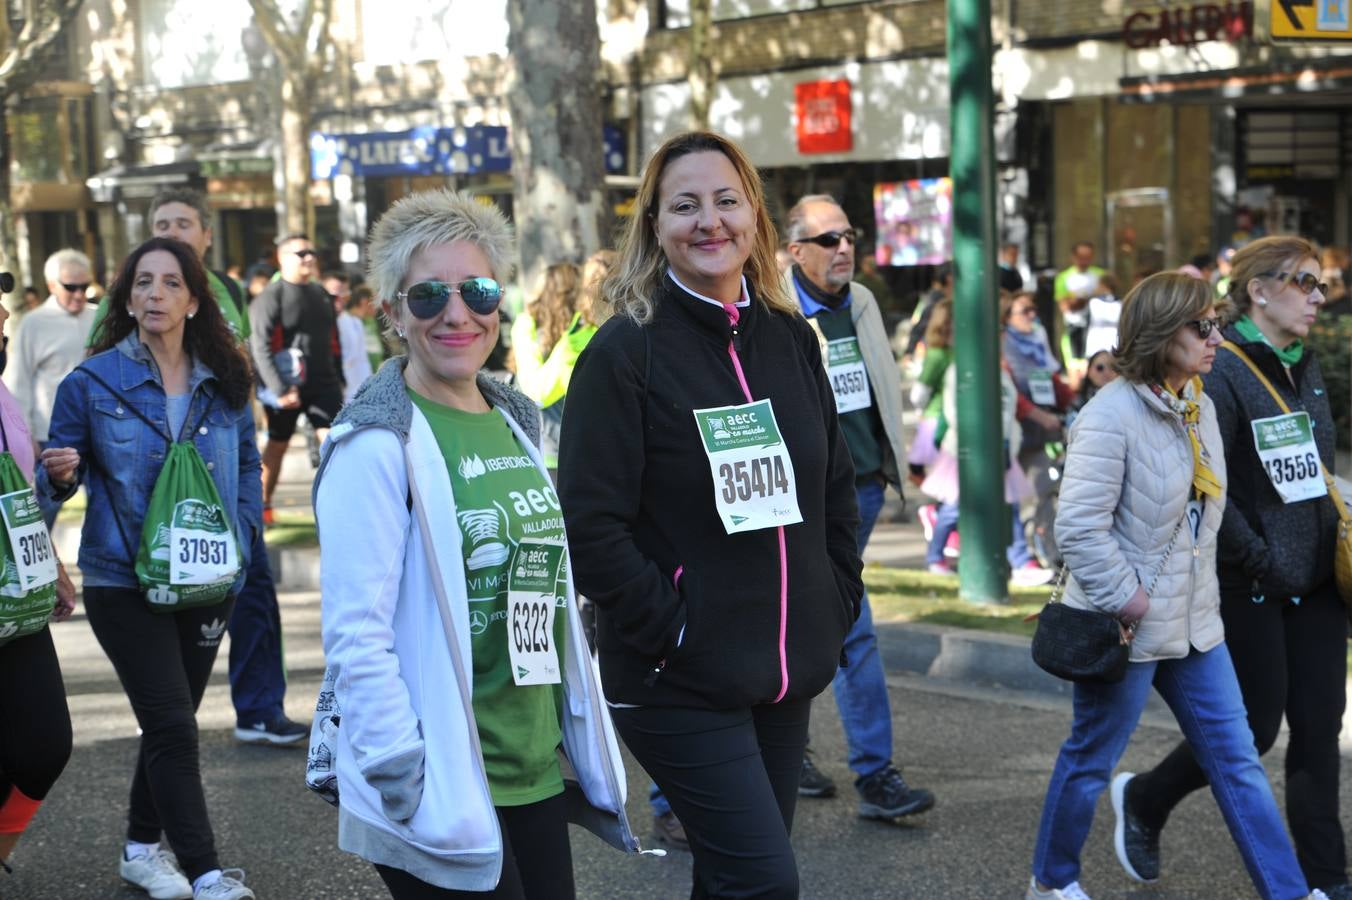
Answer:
[{"left": 1026, "top": 271, "right": 1321, "bottom": 900}]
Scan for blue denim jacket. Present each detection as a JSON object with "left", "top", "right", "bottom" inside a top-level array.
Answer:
[{"left": 38, "top": 334, "right": 262, "bottom": 592}]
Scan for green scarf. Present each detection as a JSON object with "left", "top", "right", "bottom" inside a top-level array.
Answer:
[{"left": 1234, "top": 315, "right": 1303, "bottom": 367}]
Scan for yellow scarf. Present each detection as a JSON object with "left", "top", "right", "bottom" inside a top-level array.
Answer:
[{"left": 1161, "top": 378, "right": 1223, "bottom": 500}]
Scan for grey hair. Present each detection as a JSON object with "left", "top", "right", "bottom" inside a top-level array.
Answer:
[
  {"left": 366, "top": 188, "right": 515, "bottom": 337},
  {"left": 149, "top": 187, "right": 211, "bottom": 229},
  {"left": 785, "top": 194, "right": 842, "bottom": 243},
  {"left": 43, "top": 248, "right": 92, "bottom": 286}
]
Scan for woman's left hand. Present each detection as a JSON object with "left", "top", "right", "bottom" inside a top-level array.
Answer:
[{"left": 52, "top": 562, "right": 76, "bottom": 622}]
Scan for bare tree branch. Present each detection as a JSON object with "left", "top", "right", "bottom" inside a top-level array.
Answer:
[
  {"left": 246, "top": 0, "right": 304, "bottom": 73},
  {"left": 0, "top": 0, "right": 87, "bottom": 89}
]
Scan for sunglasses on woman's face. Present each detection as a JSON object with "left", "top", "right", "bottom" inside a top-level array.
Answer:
[
  {"left": 1263, "top": 270, "right": 1328, "bottom": 297},
  {"left": 1187, "top": 316, "right": 1222, "bottom": 338},
  {"left": 396, "top": 278, "right": 504, "bottom": 319}
]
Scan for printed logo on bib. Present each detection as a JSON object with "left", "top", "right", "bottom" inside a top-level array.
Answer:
[
  {"left": 166, "top": 499, "right": 239, "bottom": 586},
  {"left": 826, "top": 337, "right": 872, "bottom": 413},
  {"left": 506, "top": 540, "right": 566, "bottom": 686},
  {"left": 693, "top": 400, "right": 804, "bottom": 534},
  {"left": 0, "top": 488, "right": 56, "bottom": 593},
  {"left": 1027, "top": 370, "right": 1056, "bottom": 407},
  {"left": 1251, "top": 412, "right": 1327, "bottom": 504}
]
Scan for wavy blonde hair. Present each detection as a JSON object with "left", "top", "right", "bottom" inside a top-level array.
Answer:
[
  {"left": 605, "top": 131, "right": 792, "bottom": 325},
  {"left": 526, "top": 262, "right": 581, "bottom": 354},
  {"left": 1224, "top": 235, "right": 1320, "bottom": 319},
  {"left": 577, "top": 248, "right": 616, "bottom": 327}
]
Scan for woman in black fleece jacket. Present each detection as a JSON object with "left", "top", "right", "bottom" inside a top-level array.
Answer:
[
  {"left": 558, "top": 131, "right": 862, "bottom": 899},
  {"left": 1116, "top": 236, "right": 1350, "bottom": 896}
]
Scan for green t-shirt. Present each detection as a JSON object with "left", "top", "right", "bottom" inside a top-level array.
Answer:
[
  {"left": 813, "top": 306, "right": 886, "bottom": 481},
  {"left": 87, "top": 270, "right": 250, "bottom": 347},
  {"left": 362, "top": 316, "right": 387, "bottom": 372},
  {"left": 408, "top": 390, "right": 566, "bottom": 807}
]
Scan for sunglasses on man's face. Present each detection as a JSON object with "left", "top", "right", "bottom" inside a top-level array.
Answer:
[
  {"left": 1263, "top": 270, "right": 1328, "bottom": 297},
  {"left": 797, "top": 228, "right": 859, "bottom": 249},
  {"left": 396, "top": 278, "right": 504, "bottom": 319},
  {"left": 293, "top": 249, "right": 317, "bottom": 260},
  {"left": 60, "top": 282, "right": 90, "bottom": 294}
]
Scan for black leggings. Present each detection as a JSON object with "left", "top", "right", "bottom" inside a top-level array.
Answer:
[
  {"left": 85, "top": 586, "right": 234, "bottom": 881},
  {"left": 374, "top": 792, "right": 574, "bottom": 899},
  {"left": 1131, "top": 580, "right": 1347, "bottom": 887},
  {"left": 0, "top": 626, "right": 72, "bottom": 833},
  {"left": 612, "top": 699, "right": 811, "bottom": 900}
]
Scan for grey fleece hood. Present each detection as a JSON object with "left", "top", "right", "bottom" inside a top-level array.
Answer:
[{"left": 312, "top": 357, "right": 542, "bottom": 509}]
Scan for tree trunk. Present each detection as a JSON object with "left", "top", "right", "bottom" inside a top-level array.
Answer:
[
  {"left": 506, "top": 0, "right": 608, "bottom": 294},
  {"left": 689, "top": 0, "right": 714, "bottom": 130},
  {"left": 0, "top": 100, "right": 19, "bottom": 292},
  {"left": 279, "top": 72, "right": 314, "bottom": 237}
]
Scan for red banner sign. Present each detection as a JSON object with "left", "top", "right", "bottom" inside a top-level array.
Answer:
[{"left": 795, "top": 80, "right": 852, "bottom": 155}]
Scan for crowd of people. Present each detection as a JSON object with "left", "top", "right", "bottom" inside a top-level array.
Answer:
[{"left": 0, "top": 130, "right": 1347, "bottom": 900}]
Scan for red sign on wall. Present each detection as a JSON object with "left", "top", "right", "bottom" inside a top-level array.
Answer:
[{"left": 795, "top": 80, "right": 853, "bottom": 155}]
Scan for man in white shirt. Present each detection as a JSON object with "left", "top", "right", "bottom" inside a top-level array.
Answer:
[{"left": 5, "top": 248, "right": 97, "bottom": 527}]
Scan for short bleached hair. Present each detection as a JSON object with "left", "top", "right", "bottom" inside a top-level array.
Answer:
[
  {"left": 43, "top": 248, "right": 92, "bottom": 287},
  {"left": 366, "top": 189, "right": 515, "bottom": 322}
]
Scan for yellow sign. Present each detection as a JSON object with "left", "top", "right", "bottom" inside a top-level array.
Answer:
[{"left": 1271, "top": 0, "right": 1352, "bottom": 41}]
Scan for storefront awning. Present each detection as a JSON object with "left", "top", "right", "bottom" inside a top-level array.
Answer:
[
  {"left": 86, "top": 161, "right": 199, "bottom": 203},
  {"left": 1119, "top": 56, "right": 1352, "bottom": 103}
]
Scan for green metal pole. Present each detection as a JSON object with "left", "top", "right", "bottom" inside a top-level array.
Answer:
[{"left": 946, "top": 0, "right": 1008, "bottom": 604}]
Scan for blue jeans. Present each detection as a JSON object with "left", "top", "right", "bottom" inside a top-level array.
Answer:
[
  {"left": 925, "top": 501, "right": 1033, "bottom": 569},
  {"left": 1032, "top": 643, "right": 1309, "bottom": 899},
  {"left": 829, "top": 478, "right": 892, "bottom": 780},
  {"left": 227, "top": 525, "right": 288, "bottom": 724}
]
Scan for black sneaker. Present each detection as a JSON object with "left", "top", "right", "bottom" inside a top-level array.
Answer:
[
  {"left": 856, "top": 765, "right": 934, "bottom": 820},
  {"left": 234, "top": 715, "right": 308, "bottom": 746},
  {"left": 799, "top": 751, "right": 837, "bottom": 798},
  {"left": 1111, "top": 772, "right": 1160, "bottom": 883}
]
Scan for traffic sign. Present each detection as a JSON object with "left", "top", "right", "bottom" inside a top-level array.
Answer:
[{"left": 1272, "top": 0, "right": 1352, "bottom": 41}]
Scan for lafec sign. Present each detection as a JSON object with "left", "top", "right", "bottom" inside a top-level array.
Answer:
[{"left": 1271, "top": 0, "right": 1352, "bottom": 41}]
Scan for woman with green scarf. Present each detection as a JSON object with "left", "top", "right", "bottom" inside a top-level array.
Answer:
[{"left": 1112, "top": 236, "right": 1349, "bottom": 898}]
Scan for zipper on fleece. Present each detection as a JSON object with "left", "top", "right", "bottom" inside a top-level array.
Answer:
[{"left": 722, "top": 303, "right": 791, "bottom": 703}]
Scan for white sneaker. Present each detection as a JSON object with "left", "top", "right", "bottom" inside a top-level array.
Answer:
[
  {"left": 194, "top": 869, "right": 256, "bottom": 899},
  {"left": 120, "top": 848, "right": 192, "bottom": 899},
  {"left": 1026, "top": 876, "right": 1091, "bottom": 900},
  {"left": 1012, "top": 562, "right": 1056, "bottom": 588}
]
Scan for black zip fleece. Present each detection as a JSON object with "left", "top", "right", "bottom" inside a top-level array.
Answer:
[{"left": 558, "top": 276, "right": 862, "bottom": 710}]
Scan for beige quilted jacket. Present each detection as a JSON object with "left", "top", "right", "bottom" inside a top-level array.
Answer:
[{"left": 1054, "top": 377, "right": 1226, "bottom": 662}]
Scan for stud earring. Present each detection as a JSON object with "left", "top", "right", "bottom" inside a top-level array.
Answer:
[
  {"left": 187, "top": 312, "right": 195, "bottom": 320},
  {"left": 1255, "top": 296, "right": 1268, "bottom": 307},
  {"left": 396, "top": 328, "right": 406, "bottom": 339},
  {"left": 128, "top": 309, "right": 136, "bottom": 318}
]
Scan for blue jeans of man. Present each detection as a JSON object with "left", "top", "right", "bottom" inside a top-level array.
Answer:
[
  {"left": 227, "top": 525, "right": 288, "bottom": 725},
  {"left": 829, "top": 477, "right": 892, "bottom": 780},
  {"left": 1032, "top": 642, "right": 1309, "bottom": 899}
]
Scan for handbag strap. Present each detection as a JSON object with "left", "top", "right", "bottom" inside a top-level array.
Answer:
[
  {"left": 1051, "top": 503, "right": 1189, "bottom": 605},
  {"left": 1220, "top": 341, "right": 1352, "bottom": 528}
]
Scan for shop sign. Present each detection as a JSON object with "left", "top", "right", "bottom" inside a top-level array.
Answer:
[
  {"left": 795, "top": 80, "right": 852, "bottom": 155},
  {"left": 1122, "top": 2, "right": 1253, "bottom": 48},
  {"left": 1271, "top": 0, "right": 1352, "bottom": 42},
  {"left": 311, "top": 125, "right": 627, "bottom": 180},
  {"left": 199, "top": 157, "right": 274, "bottom": 178}
]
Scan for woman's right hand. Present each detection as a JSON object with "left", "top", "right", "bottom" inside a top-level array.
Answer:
[
  {"left": 40, "top": 446, "right": 80, "bottom": 487},
  {"left": 1118, "top": 585, "right": 1150, "bottom": 629}
]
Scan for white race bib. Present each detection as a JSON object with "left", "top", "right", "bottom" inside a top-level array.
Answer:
[
  {"left": 0, "top": 488, "right": 56, "bottom": 592},
  {"left": 693, "top": 400, "right": 805, "bottom": 534},
  {"left": 1028, "top": 369, "right": 1056, "bottom": 406},
  {"left": 169, "top": 499, "right": 240, "bottom": 586},
  {"left": 1251, "top": 412, "right": 1327, "bottom": 504},
  {"left": 506, "top": 539, "right": 565, "bottom": 686},
  {"left": 826, "top": 337, "right": 872, "bottom": 414}
]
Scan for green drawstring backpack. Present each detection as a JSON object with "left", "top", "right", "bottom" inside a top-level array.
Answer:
[
  {"left": 0, "top": 420, "right": 57, "bottom": 645},
  {"left": 79, "top": 368, "right": 241, "bottom": 612}
]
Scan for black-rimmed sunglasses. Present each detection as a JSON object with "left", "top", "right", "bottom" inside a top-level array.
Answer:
[
  {"left": 1187, "top": 317, "right": 1222, "bottom": 338},
  {"left": 1262, "top": 270, "right": 1328, "bottom": 297},
  {"left": 396, "top": 278, "right": 504, "bottom": 318},
  {"left": 797, "top": 228, "right": 859, "bottom": 248},
  {"left": 60, "top": 282, "right": 90, "bottom": 294}
]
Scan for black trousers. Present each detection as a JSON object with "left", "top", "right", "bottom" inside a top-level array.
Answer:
[
  {"left": 0, "top": 626, "right": 72, "bottom": 828},
  {"left": 374, "top": 793, "right": 574, "bottom": 899},
  {"left": 85, "top": 586, "right": 234, "bottom": 881},
  {"left": 1131, "top": 580, "right": 1348, "bottom": 887},
  {"left": 612, "top": 699, "right": 812, "bottom": 900}
]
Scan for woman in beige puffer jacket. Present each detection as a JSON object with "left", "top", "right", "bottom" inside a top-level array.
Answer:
[{"left": 1027, "top": 273, "right": 1323, "bottom": 900}]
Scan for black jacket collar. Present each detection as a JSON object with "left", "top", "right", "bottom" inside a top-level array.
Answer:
[{"left": 659, "top": 273, "right": 759, "bottom": 346}]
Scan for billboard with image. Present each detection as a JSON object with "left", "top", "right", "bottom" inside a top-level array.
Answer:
[{"left": 873, "top": 178, "right": 952, "bottom": 267}]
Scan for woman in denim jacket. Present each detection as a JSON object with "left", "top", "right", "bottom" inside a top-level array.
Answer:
[{"left": 38, "top": 237, "right": 261, "bottom": 900}]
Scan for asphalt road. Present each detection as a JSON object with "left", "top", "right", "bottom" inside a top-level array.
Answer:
[{"left": 7, "top": 578, "right": 1338, "bottom": 900}]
